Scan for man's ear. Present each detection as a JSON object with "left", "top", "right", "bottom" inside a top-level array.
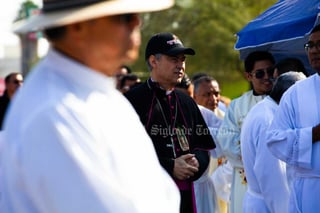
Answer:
[
  {"left": 244, "top": 71, "right": 252, "bottom": 81},
  {"left": 148, "top": 55, "right": 157, "bottom": 67},
  {"left": 148, "top": 55, "right": 158, "bottom": 68}
]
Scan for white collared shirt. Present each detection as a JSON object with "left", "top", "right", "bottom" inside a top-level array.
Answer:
[{"left": 0, "top": 48, "right": 180, "bottom": 213}]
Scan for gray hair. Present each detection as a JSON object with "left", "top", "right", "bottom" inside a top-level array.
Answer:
[
  {"left": 270, "top": 71, "right": 306, "bottom": 103},
  {"left": 146, "top": 53, "right": 162, "bottom": 71},
  {"left": 193, "top": 76, "right": 218, "bottom": 95}
]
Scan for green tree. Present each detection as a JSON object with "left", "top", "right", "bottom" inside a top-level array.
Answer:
[
  {"left": 132, "top": 0, "right": 277, "bottom": 98},
  {"left": 14, "top": 0, "right": 39, "bottom": 21},
  {"left": 14, "top": 0, "right": 278, "bottom": 98}
]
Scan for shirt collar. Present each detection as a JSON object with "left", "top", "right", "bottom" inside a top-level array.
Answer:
[
  {"left": 149, "top": 78, "right": 174, "bottom": 95},
  {"left": 45, "top": 48, "right": 116, "bottom": 94}
]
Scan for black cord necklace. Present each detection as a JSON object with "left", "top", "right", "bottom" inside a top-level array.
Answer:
[{"left": 147, "top": 79, "right": 178, "bottom": 157}]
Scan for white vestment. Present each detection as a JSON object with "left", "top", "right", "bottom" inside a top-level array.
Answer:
[
  {"left": 216, "top": 90, "right": 265, "bottom": 213},
  {"left": 194, "top": 105, "right": 220, "bottom": 213},
  {"left": 266, "top": 74, "right": 320, "bottom": 213},
  {"left": 241, "top": 96, "right": 289, "bottom": 213},
  {"left": 211, "top": 160, "right": 233, "bottom": 203},
  {"left": 0, "top": 49, "right": 180, "bottom": 213}
]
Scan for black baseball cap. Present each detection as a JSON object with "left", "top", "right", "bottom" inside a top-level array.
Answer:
[{"left": 145, "top": 32, "right": 195, "bottom": 60}]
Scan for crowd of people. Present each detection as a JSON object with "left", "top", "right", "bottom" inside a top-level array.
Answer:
[{"left": 0, "top": 0, "right": 319, "bottom": 213}]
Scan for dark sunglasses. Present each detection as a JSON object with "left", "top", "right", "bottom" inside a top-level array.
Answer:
[
  {"left": 251, "top": 67, "right": 274, "bottom": 79},
  {"left": 12, "top": 80, "right": 23, "bottom": 85},
  {"left": 304, "top": 41, "right": 320, "bottom": 51}
]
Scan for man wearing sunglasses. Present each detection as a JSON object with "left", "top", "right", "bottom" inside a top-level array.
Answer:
[
  {"left": 0, "top": 1, "right": 180, "bottom": 213},
  {"left": 216, "top": 51, "right": 275, "bottom": 213},
  {"left": 266, "top": 24, "right": 320, "bottom": 213},
  {"left": 0, "top": 72, "right": 23, "bottom": 130}
]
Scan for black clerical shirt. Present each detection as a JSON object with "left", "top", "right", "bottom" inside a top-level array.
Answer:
[{"left": 125, "top": 78, "right": 215, "bottom": 180}]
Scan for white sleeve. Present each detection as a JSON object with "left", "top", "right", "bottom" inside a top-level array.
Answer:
[
  {"left": 266, "top": 90, "right": 313, "bottom": 169},
  {"left": 216, "top": 101, "right": 242, "bottom": 167}
]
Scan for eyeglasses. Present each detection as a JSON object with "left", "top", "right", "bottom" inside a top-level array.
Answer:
[
  {"left": 304, "top": 41, "right": 320, "bottom": 51},
  {"left": 251, "top": 67, "right": 274, "bottom": 79}
]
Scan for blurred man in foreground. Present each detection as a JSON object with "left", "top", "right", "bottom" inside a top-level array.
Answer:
[{"left": 0, "top": 1, "right": 179, "bottom": 212}]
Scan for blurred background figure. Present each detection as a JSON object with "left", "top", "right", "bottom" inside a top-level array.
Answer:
[
  {"left": 120, "top": 73, "right": 141, "bottom": 93},
  {"left": 191, "top": 72, "right": 208, "bottom": 82},
  {"left": 273, "top": 57, "right": 308, "bottom": 78},
  {"left": 193, "top": 75, "right": 224, "bottom": 119},
  {"left": 219, "top": 96, "right": 231, "bottom": 112},
  {"left": 175, "top": 73, "right": 194, "bottom": 97},
  {"left": 193, "top": 74, "right": 231, "bottom": 213},
  {"left": 115, "top": 65, "right": 132, "bottom": 90},
  {"left": 0, "top": 72, "right": 23, "bottom": 130},
  {"left": 192, "top": 73, "right": 230, "bottom": 113},
  {"left": 177, "top": 73, "right": 220, "bottom": 213},
  {"left": 0, "top": 78, "right": 5, "bottom": 96}
]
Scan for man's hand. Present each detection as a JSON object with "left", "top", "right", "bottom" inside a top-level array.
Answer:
[{"left": 173, "top": 154, "right": 199, "bottom": 180}]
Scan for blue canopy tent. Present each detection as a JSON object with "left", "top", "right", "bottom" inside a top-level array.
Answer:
[{"left": 235, "top": 0, "right": 320, "bottom": 75}]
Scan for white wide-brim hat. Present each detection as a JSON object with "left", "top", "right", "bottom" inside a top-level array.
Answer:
[{"left": 13, "top": 0, "right": 174, "bottom": 33}]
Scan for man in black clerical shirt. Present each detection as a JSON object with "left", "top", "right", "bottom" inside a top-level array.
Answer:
[{"left": 125, "top": 32, "right": 216, "bottom": 213}]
